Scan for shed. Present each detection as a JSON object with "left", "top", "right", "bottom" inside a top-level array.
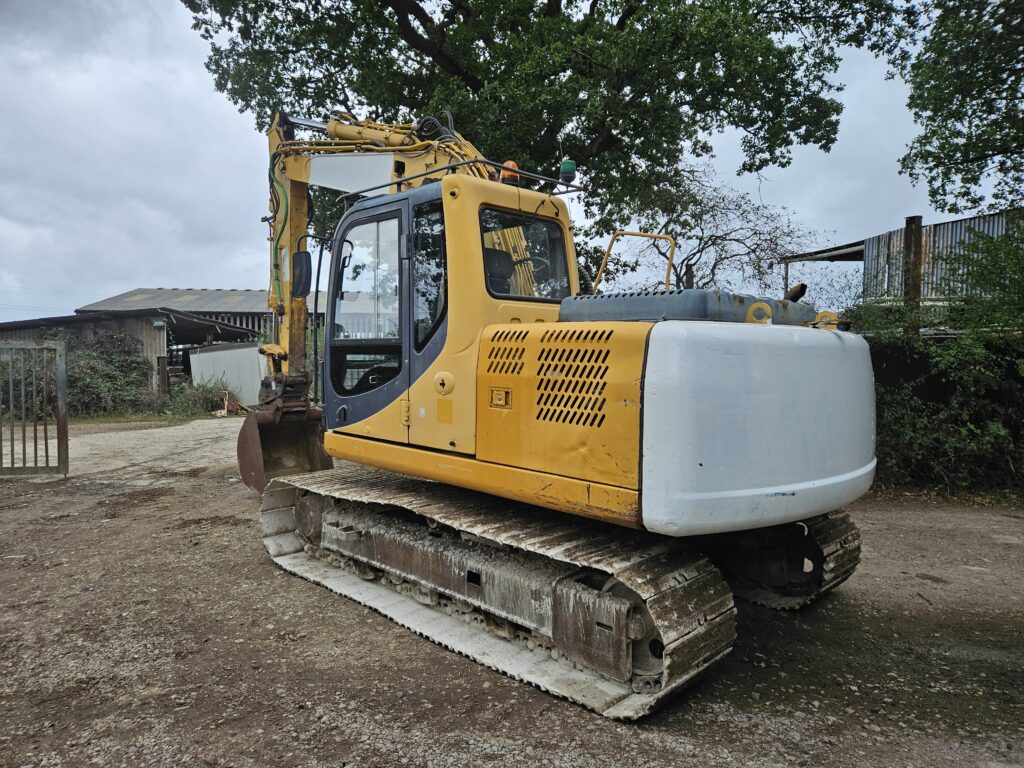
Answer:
[
  {"left": 0, "top": 309, "right": 253, "bottom": 395},
  {"left": 188, "top": 343, "right": 264, "bottom": 406},
  {"left": 781, "top": 211, "right": 1010, "bottom": 302}
]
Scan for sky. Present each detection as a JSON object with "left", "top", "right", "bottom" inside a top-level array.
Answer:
[{"left": 0, "top": 0, "right": 945, "bottom": 322}]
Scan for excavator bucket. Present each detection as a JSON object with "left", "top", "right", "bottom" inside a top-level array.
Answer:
[{"left": 237, "top": 405, "right": 333, "bottom": 493}]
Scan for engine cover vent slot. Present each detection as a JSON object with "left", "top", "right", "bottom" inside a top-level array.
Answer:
[
  {"left": 536, "top": 328, "right": 613, "bottom": 427},
  {"left": 486, "top": 328, "right": 529, "bottom": 376}
]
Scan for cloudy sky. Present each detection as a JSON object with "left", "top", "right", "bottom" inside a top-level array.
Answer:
[{"left": 0, "top": 0, "right": 944, "bottom": 322}]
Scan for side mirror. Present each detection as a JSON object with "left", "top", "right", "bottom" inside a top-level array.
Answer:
[{"left": 291, "top": 250, "right": 312, "bottom": 298}]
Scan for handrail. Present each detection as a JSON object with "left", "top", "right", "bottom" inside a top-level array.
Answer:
[{"left": 592, "top": 231, "right": 678, "bottom": 293}]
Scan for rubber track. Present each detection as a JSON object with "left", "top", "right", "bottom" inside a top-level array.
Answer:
[
  {"left": 259, "top": 467, "right": 736, "bottom": 720},
  {"left": 731, "top": 511, "right": 862, "bottom": 611}
]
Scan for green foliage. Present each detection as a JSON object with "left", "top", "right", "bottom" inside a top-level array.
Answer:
[
  {"left": 184, "top": 0, "right": 916, "bottom": 243},
  {"left": 847, "top": 218, "right": 1024, "bottom": 493},
  {"left": 164, "top": 379, "right": 230, "bottom": 419},
  {"left": 940, "top": 213, "right": 1024, "bottom": 331},
  {"left": 899, "top": 0, "right": 1024, "bottom": 212},
  {"left": 55, "top": 330, "right": 158, "bottom": 416},
  {"left": 870, "top": 334, "right": 1024, "bottom": 491},
  {"left": 846, "top": 300, "right": 936, "bottom": 337}
]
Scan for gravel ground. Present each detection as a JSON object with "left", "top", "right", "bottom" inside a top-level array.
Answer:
[{"left": 0, "top": 418, "right": 1021, "bottom": 767}]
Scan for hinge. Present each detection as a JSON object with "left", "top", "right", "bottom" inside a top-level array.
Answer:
[{"left": 400, "top": 398, "right": 410, "bottom": 426}]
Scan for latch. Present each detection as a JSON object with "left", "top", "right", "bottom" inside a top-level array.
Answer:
[{"left": 489, "top": 387, "right": 512, "bottom": 409}]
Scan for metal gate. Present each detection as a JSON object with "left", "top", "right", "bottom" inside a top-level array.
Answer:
[{"left": 0, "top": 341, "right": 68, "bottom": 476}]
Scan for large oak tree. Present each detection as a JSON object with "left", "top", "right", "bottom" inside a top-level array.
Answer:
[{"left": 184, "top": 0, "right": 916, "bottom": 249}]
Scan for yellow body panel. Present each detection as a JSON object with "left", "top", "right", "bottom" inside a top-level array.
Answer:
[
  {"left": 335, "top": 175, "right": 577, "bottom": 455},
  {"left": 319, "top": 175, "right": 649, "bottom": 524},
  {"left": 334, "top": 396, "right": 410, "bottom": 444},
  {"left": 477, "top": 321, "right": 651, "bottom": 489},
  {"left": 323, "top": 431, "right": 640, "bottom": 528}
]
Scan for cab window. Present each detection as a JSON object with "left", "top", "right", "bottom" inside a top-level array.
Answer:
[
  {"left": 479, "top": 208, "right": 570, "bottom": 302},
  {"left": 331, "top": 215, "right": 401, "bottom": 395},
  {"left": 334, "top": 217, "right": 400, "bottom": 340},
  {"left": 412, "top": 200, "right": 446, "bottom": 349}
]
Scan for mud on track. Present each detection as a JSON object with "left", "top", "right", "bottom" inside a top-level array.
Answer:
[{"left": 1, "top": 419, "right": 1021, "bottom": 767}]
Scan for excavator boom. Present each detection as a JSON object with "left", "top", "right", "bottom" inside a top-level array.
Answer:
[{"left": 238, "top": 111, "right": 499, "bottom": 492}]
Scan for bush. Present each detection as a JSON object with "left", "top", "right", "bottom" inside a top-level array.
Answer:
[
  {"left": 164, "top": 379, "right": 230, "bottom": 419},
  {"left": 870, "top": 333, "right": 1024, "bottom": 492},
  {"left": 59, "top": 331, "right": 158, "bottom": 416},
  {"left": 847, "top": 218, "right": 1024, "bottom": 493}
]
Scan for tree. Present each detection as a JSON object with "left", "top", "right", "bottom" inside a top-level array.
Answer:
[
  {"left": 899, "top": 0, "right": 1024, "bottom": 213},
  {"left": 594, "top": 161, "right": 813, "bottom": 292},
  {"left": 184, "top": 0, "right": 916, "bottom": 242}
]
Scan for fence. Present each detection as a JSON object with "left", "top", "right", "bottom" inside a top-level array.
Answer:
[{"left": 0, "top": 341, "right": 68, "bottom": 476}]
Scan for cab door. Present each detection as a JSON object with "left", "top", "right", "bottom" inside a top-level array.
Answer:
[{"left": 324, "top": 201, "right": 411, "bottom": 443}]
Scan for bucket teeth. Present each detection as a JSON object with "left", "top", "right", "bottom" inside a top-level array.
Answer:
[{"left": 260, "top": 467, "right": 737, "bottom": 720}]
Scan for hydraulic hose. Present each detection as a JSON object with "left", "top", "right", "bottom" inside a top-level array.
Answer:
[{"left": 269, "top": 151, "right": 288, "bottom": 308}]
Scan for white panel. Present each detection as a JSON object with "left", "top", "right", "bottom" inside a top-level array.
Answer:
[
  {"left": 189, "top": 343, "right": 264, "bottom": 406},
  {"left": 308, "top": 153, "right": 396, "bottom": 196},
  {"left": 641, "top": 322, "right": 875, "bottom": 536}
]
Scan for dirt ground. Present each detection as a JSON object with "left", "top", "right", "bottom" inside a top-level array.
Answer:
[{"left": 1, "top": 419, "right": 1021, "bottom": 768}]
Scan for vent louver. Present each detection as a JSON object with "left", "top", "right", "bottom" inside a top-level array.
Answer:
[
  {"left": 486, "top": 328, "right": 529, "bottom": 375},
  {"left": 535, "top": 328, "right": 613, "bottom": 428}
]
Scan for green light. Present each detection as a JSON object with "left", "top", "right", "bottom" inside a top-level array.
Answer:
[{"left": 559, "top": 157, "right": 577, "bottom": 185}]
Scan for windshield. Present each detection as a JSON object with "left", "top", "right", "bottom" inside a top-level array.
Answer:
[
  {"left": 479, "top": 207, "right": 570, "bottom": 302},
  {"left": 333, "top": 217, "right": 400, "bottom": 340}
]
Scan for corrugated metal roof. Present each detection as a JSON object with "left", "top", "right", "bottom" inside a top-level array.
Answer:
[
  {"left": 0, "top": 308, "right": 254, "bottom": 345},
  {"left": 77, "top": 288, "right": 328, "bottom": 314}
]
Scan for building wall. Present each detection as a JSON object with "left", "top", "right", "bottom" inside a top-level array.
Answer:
[
  {"left": 200, "top": 312, "right": 271, "bottom": 335},
  {"left": 863, "top": 212, "right": 1006, "bottom": 300},
  {"left": 0, "top": 317, "right": 167, "bottom": 394},
  {"left": 189, "top": 343, "right": 264, "bottom": 405}
]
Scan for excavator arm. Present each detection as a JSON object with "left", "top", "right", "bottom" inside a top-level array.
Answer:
[{"left": 238, "top": 111, "right": 497, "bottom": 491}]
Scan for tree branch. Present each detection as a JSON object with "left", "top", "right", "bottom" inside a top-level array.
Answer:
[
  {"left": 382, "top": 0, "right": 484, "bottom": 92},
  {"left": 615, "top": 2, "right": 641, "bottom": 30}
]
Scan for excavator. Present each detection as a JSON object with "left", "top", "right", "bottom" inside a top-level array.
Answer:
[{"left": 237, "top": 111, "right": 875, "bottom": 720}]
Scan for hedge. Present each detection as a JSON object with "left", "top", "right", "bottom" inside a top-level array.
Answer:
[{"left": 869, "top": 333, "right": 1024, "bottom": 492}]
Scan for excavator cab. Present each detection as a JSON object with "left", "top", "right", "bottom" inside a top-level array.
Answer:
[
  {"left": 239, "top": 163, "right": 577, "bottom": 491},
  {"left": 321, "top": 174, "right": 577, "bottom": 450}
]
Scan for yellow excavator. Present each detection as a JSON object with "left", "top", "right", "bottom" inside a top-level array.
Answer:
[{"left": 238, "top": 111, "right": 875, "bottom": 719}]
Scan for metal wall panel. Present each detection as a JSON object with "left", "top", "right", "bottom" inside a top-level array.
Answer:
[
  {"left": 862, "top": 212, "right": 1006, "bottom": 300},
  {"left": 188, "top": 343, "right": 264, "bottom": 405}
]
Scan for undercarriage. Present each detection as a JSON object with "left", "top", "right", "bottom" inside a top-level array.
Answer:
[{"left": 260, "top": 467, "right": 860, "bottom": 719}]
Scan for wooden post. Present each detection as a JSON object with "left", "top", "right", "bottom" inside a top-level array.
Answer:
[
  {"left": 157, "top": 357, "right": 169, "bottom": 397},
  {"left": 783, "top": 261, "right": 790, "bottom": 294},
  {"left": 903, "top": 215, "right": 923, "bottom": 334}
]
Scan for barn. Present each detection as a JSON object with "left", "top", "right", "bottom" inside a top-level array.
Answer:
[{"left": 0, "top": 308, "right": 253, "bottom": 396}]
